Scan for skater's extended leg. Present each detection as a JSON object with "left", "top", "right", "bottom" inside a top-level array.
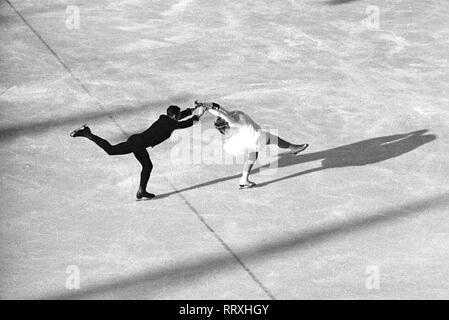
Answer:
[
  {"left": 72, "top": 126, "right": 157, "bottom": 199},
  {"left": 240, "top": 152, "right": 258, "bottom": 189},
  {"left": 70, "top": 125, "right": 132, "bottom": 155},
  {"left": 133, "top": 148, "right": 155, "bottom": 200},
  {"left": 90, "top": 135, "right": 133, "bottom": 155},
  {"left": 266, "top": 134, "right": 291, "bottom": 149},
  {"left": 266, "top": 133, "right": 308, "bottom": 154}
]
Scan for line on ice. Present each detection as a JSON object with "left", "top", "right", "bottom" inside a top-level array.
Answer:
[
  {"left": 39, "top": 192, "right": 449, "bottom": 299},
  {"left": 165, "top": 178, "right": 277, "bottom": 300},
  {"left": 0, "top": 87, "right": 12, "bottom": 97},
  {"left": 4, "top": 0, "right": 129, "bottom": 139},
  {"left": 160, "top": 0, "right": 195, "bottom": 17}
]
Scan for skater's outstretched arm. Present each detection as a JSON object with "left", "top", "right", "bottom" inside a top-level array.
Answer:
[
  {"left": 208, "top": 107, "right": 241, "bottom": 127},
  {"left": 196, "top": 102, "right": 240, "bottom": 127},
  {"left": 179, "top": 108, "right": 193, "bottom": 119},
  {"left": 176, "top": 115, "right": 200, "bottom": 129},
  {"left": 179, "top": 102, "right": 209, "bottom": 120}
]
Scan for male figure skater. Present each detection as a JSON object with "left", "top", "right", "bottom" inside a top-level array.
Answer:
[
  {"left": 196, "top": 101, "right": 308, "bottom": 189},
  {"left": 70, "top": 104, "right": 205, "bottom": 200}
]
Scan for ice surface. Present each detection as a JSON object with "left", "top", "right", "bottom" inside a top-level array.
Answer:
[{"left": 0, "top": 0, "right": 448, "bottom": 299}]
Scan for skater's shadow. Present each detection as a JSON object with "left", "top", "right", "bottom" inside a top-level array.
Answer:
[
  {"left": 156, "top": 130, "right": 436, "bottom": 199},
  {"left": 326, "top": 0, "right": 360, "bottom": 5},
  {"left": 255, "top": 129, "right": 436, "bottom": 188}
]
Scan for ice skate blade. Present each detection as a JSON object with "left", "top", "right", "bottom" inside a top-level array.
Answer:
[
  {"left": 239, "top": 183, "right": 256, "bottom": 190},
  {"left": 70, "top": 124, "right": 88, "bottom": 137},
  {"left": 136, "top": 194, "right": 156, "bottom": 201},
  {"left": 293, "top": 144, "right": 309, "bottom": 155},
  {"left": 136, "top": 196, "right": 155, "bottom": 201}
]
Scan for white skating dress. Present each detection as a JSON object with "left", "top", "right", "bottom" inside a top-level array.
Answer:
[{"left": 222, "top": 111, "right": 267, "bottom": 156}]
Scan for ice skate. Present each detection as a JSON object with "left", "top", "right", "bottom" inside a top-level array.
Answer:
[
  {"left": 290, "top": 143, "right": 309, "bottom": 155},
  {"left": 239, "top": 180, "right": 256, "bottom": 189},
  {"left": 136, "top": 190, "right": 156, "bottom": 201},
  {"left": 70, "top": 124, "right": 91, "bottom": 138}
]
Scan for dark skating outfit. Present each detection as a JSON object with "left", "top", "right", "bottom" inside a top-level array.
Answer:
[{"left": 86, "top": 108, "right": 198, "bottom": 197}]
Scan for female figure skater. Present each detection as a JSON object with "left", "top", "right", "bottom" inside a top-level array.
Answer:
[{"left": 195, "top": 101, "right": 308, "bottom": 189}]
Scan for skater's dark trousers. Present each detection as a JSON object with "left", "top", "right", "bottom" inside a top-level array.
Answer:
[{"left": 90, "top": 134, "right": 152, "bottom": 190}]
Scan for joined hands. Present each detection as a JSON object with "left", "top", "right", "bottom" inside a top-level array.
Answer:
[{"left": 194, "top": 101, "right": 220, "bottom": 110}]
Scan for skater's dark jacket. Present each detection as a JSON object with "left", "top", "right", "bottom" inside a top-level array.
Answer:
[{"left": 141, "top": 108, "right": 198, "bottom": 147}]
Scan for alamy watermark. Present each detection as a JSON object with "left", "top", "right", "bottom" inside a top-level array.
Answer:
[
  {"left": 169, "top": 122, "right": 282, "bottom": 175},
  {"left": 365, "top": 265, "right": 380, "bottom": 290},
  {"left": 65, "top": 265, "right": 80, "bottom": 290},
  {"left": 361, "top": 5, "right": 380, "bottom": 30},
  {"left": 65, "top": 5, "right": 80, "bottom": 30}
]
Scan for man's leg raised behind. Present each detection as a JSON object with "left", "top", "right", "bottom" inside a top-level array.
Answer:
[
  {"left": 89, "top": 134, "right": 133, "bottom": 155},
  {"left": 71, "top": 125, "right": 133, "bottom": 155}
]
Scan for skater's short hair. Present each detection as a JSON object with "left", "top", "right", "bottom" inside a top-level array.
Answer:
[{"left": 167, "top": 105, "right": 181, "bottom": 118}]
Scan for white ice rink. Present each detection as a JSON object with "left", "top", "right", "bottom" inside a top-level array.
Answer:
[{"left": 1, "top": 0, "right": 448, "bottom": 299}]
